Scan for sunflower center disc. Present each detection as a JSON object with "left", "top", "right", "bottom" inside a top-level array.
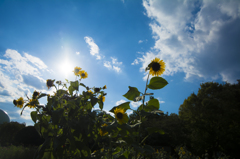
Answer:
[
  {"left": 75, "top": 69, "right": 79, "bottom": 73},
  {"left": 81, "top": 73, "right": 85, "bottom": 77},
  {"left": 47, "top": 80, "right": 53, "bottom": 87},
  {"left": 117, "top": 112, "right": 123, "bottom": 119},
  {"left": 18, "top": 101, "right": 23, "bottom": 105},
  {"left": 152, "top": 62, "right": 160, "bottom": 71}
]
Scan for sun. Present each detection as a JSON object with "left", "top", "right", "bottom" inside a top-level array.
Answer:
[{"left": 59, "top": 60, "right": 74, "bottom": 77}]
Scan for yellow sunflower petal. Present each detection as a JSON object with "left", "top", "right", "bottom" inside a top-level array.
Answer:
[
  {"left": 79, "top": 70, "right": 88, "bottom": 79},
  {"left": 73, "top": 66, "right": 82, "bottom": 76},
  {"left": 114, "top": 108, "right": 128, "bottom": 125},
  {"left": 148, "top": 57, "right": 166, "bottom": 76}
]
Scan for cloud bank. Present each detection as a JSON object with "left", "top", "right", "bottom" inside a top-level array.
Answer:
[
  {"left": 134, "top": 0, "right": 240, "bottom": 83},
  {"left": 0, "top": 49, "right": 49, "bottom": 102}
]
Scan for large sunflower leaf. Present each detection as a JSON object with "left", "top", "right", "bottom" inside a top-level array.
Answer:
[
  {"left": 31, "top": 111, "right": 37, "bottom": 123},
  {"left": 109, "top": 102, "right": 130, "bottom": 113},
  {"left": 123, "top": 86, "right": 141, "bottom": 101},
  {"left": 70, "top": 80, "right": 79, "bottom": 91},
  {"left": 147, "top": 77, "right": 168, "bottom": 90}
]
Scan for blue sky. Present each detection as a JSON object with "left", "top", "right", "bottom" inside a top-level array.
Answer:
[{"left": 0, "top": 0, "right": 240, "bottom": 126}]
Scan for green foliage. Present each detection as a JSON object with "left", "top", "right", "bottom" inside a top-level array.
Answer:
[{"left": 179, "top": 81, "right": 240, "bottom": 158}]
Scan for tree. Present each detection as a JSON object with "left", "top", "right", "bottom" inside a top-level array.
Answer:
[
  {"left": 0, "top": 122, "right": 25, "bottom": 146},
  {"left": 179, "top": 81, "right": 240, "bottom": 158}
]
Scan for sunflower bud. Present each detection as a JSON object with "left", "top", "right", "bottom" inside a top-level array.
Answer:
[{"left": 13, "top": 100, "right": 17, "bottom": 106}]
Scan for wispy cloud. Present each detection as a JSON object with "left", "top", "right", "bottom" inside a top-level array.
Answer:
[
  {"left": 84, "top": 36, "right": 102, "bottom": 60},
  {"left": 84, "top": 36, "right": 123, "bottom": 73},
  {"left": 115, "top": 99, "right": 127, "bottom": 106},
  {"left": 137, "top": 0, "right": 240, "bottom": 83},
  {"left": 104, "top": 57, "right": 122, "bottom": 73}
]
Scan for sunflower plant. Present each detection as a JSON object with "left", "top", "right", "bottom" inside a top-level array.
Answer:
[{"left": 13, "top": 57, "right": 168, "bottom": 159}]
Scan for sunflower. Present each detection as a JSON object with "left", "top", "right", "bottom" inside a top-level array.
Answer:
[
  {"left": 28, "top": 98, "right": 38, "bottom": 109},
  {"left": 88, "top": 90, "right": 93, "bottom": 94},
  {"left": 148, "top": 57, "right": 165, "bottom": 76},
  {"left": 103, "top": 85, "right": 107, "bottom": 89},
  {"left": 114, "top": 107, "right": 128, "bottom": 125},
  {"left": 32, "top": 90, "right": 40, "bottom": 99},
  {"left": 46, "top": 79, "right": 54, "bottom": 89},
  {"left": 79, "top": 70, "right": 88, "bottom": 79},
  {"left": 99, "top": 123, "right": 108, "bottom": 136},
  {"left": 98, "top": 95, "right": 105, "bottom": 102},
  {"left": 14, "top": 97, "right": 24, "bottom": 108},
  {"left": 73, "top": 66, "right": 82, "bottom": 76}
]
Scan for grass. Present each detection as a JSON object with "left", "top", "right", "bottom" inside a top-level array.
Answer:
[{"left": 0, "top": 145, "right": 38, "bottom": 159}]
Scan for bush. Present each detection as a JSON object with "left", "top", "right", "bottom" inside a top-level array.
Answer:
[{"left": 0, "top": 145, "right": 38, "bottom": 159}]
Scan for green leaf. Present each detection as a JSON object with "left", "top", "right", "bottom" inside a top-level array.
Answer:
[
  {"left": 68, "top": 86, "right": 74, "bottom": 96},
  {"left": 70, "top": 80, "right": 79, "bottom": 91},
  {"left": 31, "top": 111, "right": 37, "bottom": 123},
  {"left": 90, "top": 96, "right": 98, "bottom": 107},
  {"left": 79, "top": 83, "right": 86, "bottom": 88},
  {"left": 52, "top": 108, "right": 64, "bottom": 124},
  {"left": 37, "top": 93, "right": 48, "bottom": 99},
  {"left": 123, "top": 86, "right": 141, "bottom": 101},
  {"left": 56, "top": 90, "right": 69, "bottom": 97},
  {"left": 109, "top": 102, "right": 130, "bottom": 113},
  {"left": 145, "top": 98, "right": 159, "bottom": 111},
  {"left": 98, "top": 100, "right": 103, "bottom": 110},
  {"left": 146, "top": 127, "right": 165, "bottom": 135},
  {"left": 147, "top": 77, "right": 168, "bottom": 90}
]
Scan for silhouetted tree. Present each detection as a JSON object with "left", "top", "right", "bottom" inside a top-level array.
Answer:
[
  {"left": 179, "top": 80, "right": 240, "bottom": 158},
  {"left": 0, "top": 121, "right": 25, "bottom": 146}
]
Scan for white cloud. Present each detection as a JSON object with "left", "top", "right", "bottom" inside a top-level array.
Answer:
[
  {"left": 131, "top": 59, "right": 139, "bottom": 65},
  {"left": 0, "top": 49, "right": 49, "bottom": 102},
  {"left": 24, "top": 53, "right": 48, "bottom": 70},
  {"left": 17, "top": 108, "right": 32, "bottom": 120},
  {"left": 138, "top": 0, "right": 240, "bottom": 83},
  {"left": 113, "top": 66, "right": 121, "bottom": 73},
  {"left": 127, "top": 110, "right": 133, "bottom": 116},
  {"left": 76, "top": 52, "right": 80, "bottom": 55},
  {"left": 130, "top": 101, "right": 142, "bottom": 108},
  {"left": 160, "top": 100, "right": 165, "bottom": 104},
  {"left": 104, "top": 57, "right": 123, "bottom": 73},
  {"left": 111, "top": 57, "right": 122, "bottom": 65},
  {"left": 84, "top": 36, "right": 102, "bottom": 60},
  {"left": 104, "top": 61, "right": 112, "bottom": 69},
  {"left": 116, "top": 99, "right": 127, "bottom": 106},
  {"left": 84, "top": 36, "right": 123, "bottom": 73},
  {"left": 138, "top": 40, "right": 143, "bottom": 43}
]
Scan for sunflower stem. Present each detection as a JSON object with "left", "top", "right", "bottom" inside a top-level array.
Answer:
[{"left": 142, "top": 73, "right": 150, "bottom": 109}]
